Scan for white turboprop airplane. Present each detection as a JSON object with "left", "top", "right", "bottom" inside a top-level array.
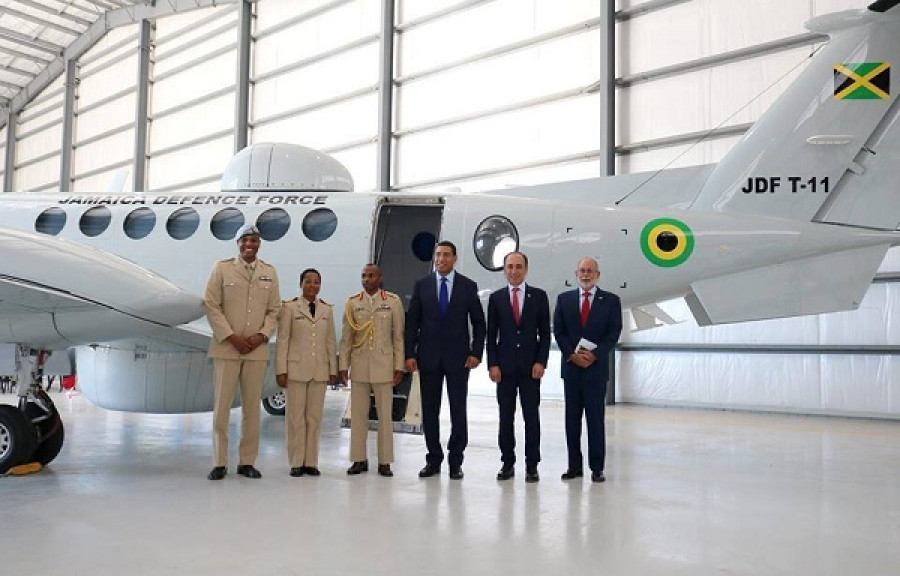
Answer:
[{"left": 1, "top": 2, "right": 899, "bottom": 473}]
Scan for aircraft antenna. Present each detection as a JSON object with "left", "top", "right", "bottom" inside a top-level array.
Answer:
[{"left": 614, "top": 42, "right": 826, "bottom": 206}]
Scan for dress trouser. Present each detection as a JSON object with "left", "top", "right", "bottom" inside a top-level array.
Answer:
[
  {"left": 563, "top": 369, "right": 607, "bottom": 474},
  {"left": 420, "top": 364, "right": 469, "bottom": 468},
  {"left": 212, "top": 358, "right": 267, "bottom": 467},
  {"left": 497, "top": 373, "right": 541, "bottom": 468},
  {"left": 349, "top": 381, "right": 394, "bottom": 464},
  {"left": 286, "top": 379, "right": 327, "bottom": 468}
]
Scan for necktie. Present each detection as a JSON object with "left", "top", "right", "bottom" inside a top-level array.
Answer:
[
  {"left": 439, "top": 277, "right": 449, "bottom": 314},
  {"left": 309, "top": 301, "right": 316, "bottom": 318},
  {"left": 580, "top": 291, "right": 590, "bottom": 328},
  {"left": 512, "top": 287, "right": 521, "bottom": 326}
]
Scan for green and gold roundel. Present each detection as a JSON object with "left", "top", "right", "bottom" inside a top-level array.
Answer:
[{"left": 640, "top": 218, "right": 694, "bottom": 267}]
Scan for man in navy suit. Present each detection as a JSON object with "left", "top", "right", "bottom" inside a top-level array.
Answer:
[
  {"left": 553, "top": 257, "right": 622, "bottom": 483},
  {"left": 487, "top": 252, "right": 550, "bottom": 483},
  {"left": 405, "top": 240, "right": 486, "bottom": 480}
]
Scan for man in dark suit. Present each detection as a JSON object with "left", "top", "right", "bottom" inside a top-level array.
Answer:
[
  {"left": 553, "top": 257, "right": 622, "bottom": 483},
  {"left": 487, "top": 252, "right": 550, "bottom": 483},
  {"left": 405, "top": 240, "right": 486, "bottom": 480}
]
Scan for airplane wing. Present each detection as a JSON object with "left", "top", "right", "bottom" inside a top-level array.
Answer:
[{"left": 0, "top": 227, "right": 205, "bottom": 350}]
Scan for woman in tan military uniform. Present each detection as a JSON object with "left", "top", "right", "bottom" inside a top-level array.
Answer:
[{"left": 275, "top": 268, "right": 337, "bottom": 477}]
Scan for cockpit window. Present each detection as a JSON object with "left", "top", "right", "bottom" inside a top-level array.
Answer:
[
  {"left": 473, "top": 215, "right": 518, "bottom": 271},
  {"left": 167, "top": 207, "right": 200, "bottom": 240},
  {"left": 302, "top": 208, "right": 337, "bottom": 242},
  {"left": 80, "top": 206, "right": 112, "bottom": 237},
  {"left": 35, "top": 208, "right": 66, "bottom": 236},
  {"left": 256, "top": 208, "right": 290, "bottom": 241},
  {"left": 123, "top": 207, "right": 156, "bottom": 239},
  {"left": 211, "top": 208, "right": 245, "bottom": 240}
]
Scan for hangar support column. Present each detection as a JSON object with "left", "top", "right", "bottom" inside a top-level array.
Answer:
[
  {"left": 376, "top": 0, "right": 396, "bottom": 192},
  {"left": 59, "top": 60, "right": 78, "bottom": 192},
  {"left": 235, "top": 0, "right": 253, "bottom": 153},
  {"left": 3, "top": 112, "right": 15, "bottom": 192},
  {"left": 134, "top": 19, "right": 153, "bottom": 193}
]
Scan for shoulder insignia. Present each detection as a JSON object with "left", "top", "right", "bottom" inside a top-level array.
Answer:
[{"left": 319, "top": 299, "right": 332, "bottom": 307}]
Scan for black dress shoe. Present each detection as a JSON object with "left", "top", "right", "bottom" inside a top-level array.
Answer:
[
  {"left": 496, "top": 465, "right": 514, "bottom": 481},
  {"left": 304, "top": 466, "right": 321, "bottom": 476},
  {"left": 207, "top": 466, "right": 226, "bottom": 481},
  {"left": 561, "top": 469, "right": 584, "bottom": 480},
  {"left": 525, "top": 468, "right": 540, "bottom": 483},
  {"left": 449, "top": 466, "right": 464, "bottom": 480},
  {"left": 347, "top": 460, "right": 369, "bottom": 475},
  {"left": 591, "top": 471, "right": 606, "bottom": 483},
  {"left": 236, "top": 464, "right": 262, "bottom": 479},
  {"left": 377, "top": 464, "right": 393, "bottom": 477},
  {"left": 289, "top": 467, "right": 305, "bottom": 477},
  {"left": 418, "top": 463, "right": 440, "bottom": 478}
]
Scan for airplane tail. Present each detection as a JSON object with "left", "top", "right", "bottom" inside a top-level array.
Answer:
[{"left": 690, "top": 2, "right": 900, "bottom": 231}]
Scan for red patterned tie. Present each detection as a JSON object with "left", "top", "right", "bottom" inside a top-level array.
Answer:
[
  {"left": 580, "top": 291, "right": 590, "bottom": 328},
  {"left": 512, "top": 287, "right": 521, "bottom": 326}
]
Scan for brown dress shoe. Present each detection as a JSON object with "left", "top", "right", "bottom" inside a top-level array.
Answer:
[{"left": 347, "top": 460, "right": 369, "bottom": 475}]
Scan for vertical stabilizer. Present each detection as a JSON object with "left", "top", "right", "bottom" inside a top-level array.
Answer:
[{"left": 691, "top": 8, "right": 900, "bottom": 227}]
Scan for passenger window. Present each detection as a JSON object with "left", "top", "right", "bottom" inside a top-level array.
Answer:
[
  {"left": 167, "top": 207, "right": 200, "bottom": 240},
  {"left": 211, "top": 208, "right": 245, "bottom": 240},
  {"left": 123, "top": 207, "right": 156, "bottom": 239},
  {"left": 80, "top": 206, "right": 112, "bottom": 237},
  {"left": 473, "top": 215, "right": 518, "bottom": 271},
  {"left": 302, "top": 208, "right": 337, "bottom": 242},
  {"left": 257, "top": 208, "right": 290, "bottom": 241},
  {"left": 35, "top": 207, "right": 66, "bottom": 236}
]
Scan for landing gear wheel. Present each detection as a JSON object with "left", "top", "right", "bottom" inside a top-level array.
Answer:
[
  {"left": 262, "top": 390, "right": 286, "bottom": 416},
  {"left": 24, "top": 392, "right": 65, "bottom": 466},
  {"left": 0, "top": 404, "right": 38, "bottom": 474}
]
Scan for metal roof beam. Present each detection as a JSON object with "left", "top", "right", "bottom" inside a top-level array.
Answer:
[
  {"left": 0, "top": 5, "right": 83, "bottom": 36},
  {"left": 0, "top": 29, "right": 65, "bottom": 55},
  {"left": 13, "top": 0, "right": 95, "bottom": 28},
  {"left": 1, "top": 0, "right": 240, "bottom": 130}
]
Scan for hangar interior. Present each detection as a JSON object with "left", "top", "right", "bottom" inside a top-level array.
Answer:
[
  {"left": 2, "top": 0, "right": 897, "bottom": 418},
  {"left": 1, "top": 2, "right": 899, "bottom": 576}
]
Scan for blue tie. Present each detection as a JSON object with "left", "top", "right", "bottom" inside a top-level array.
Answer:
[{"left": 439, "top": 276, "right": 449, "bottom": 314}]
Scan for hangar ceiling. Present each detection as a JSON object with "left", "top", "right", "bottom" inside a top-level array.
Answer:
[{"left": 0, "top": 0, "right": 235, "bottom": 129}]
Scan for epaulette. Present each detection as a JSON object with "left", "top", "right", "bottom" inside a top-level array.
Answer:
[
  {"left": 350, "top": 291, "right": 364, "bottom": 301},
  {"left": 383, "top": 291, "right": 399, "bottom": 299},
  {"left": 284, "top": 297, "right": 298, "bottom": 303},
  {"left": 319, "top": 299, "right": 332, "bottom": 307}
]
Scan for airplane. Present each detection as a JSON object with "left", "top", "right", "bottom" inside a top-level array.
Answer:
[{"left": 1, "top": 1, "right": 899, "bottom": 474}]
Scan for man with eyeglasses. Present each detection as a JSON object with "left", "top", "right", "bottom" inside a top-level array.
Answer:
[{"left": 552, "top": 257, "right": 622, "bottom": 483}]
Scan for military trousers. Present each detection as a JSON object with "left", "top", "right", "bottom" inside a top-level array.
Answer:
[
  {"left": 285, "top": 379, "right": 327, "bottom": 467},
  {"left": 349, "top": 380, "right": 394, "bottom": 464},
  {"left": 212, "top": 358, "right": 267, "bottom": 467}
]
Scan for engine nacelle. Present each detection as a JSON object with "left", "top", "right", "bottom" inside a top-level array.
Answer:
[{"left": 75, "top": 340, "right": 280, "bottom": 414}]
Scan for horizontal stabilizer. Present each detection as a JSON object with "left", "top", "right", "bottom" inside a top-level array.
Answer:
[
  {"left": 685, "top": 243, "right": 889, "bottom": 326},
  {"left": 631, "top": 304, "right": 682, "bottom": 332}
]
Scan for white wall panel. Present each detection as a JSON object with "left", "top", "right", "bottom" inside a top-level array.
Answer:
[
  {"left": 15, "top": 156, "right": 59, "bottom": 192},
  {"left": 399, "top": 32, "right": 601, "bottom": 129},
  {"left": 72, "top": 130, "right": 133, "bottom": 177},
  {"left": 147, "top": 135, "right": 233, "bottom": 191},
  {"left": 151, "top": 93, "right": 235, "bottom": 152},
  {"left": 399, "top": 0, "right": 601, "bottom": 75},
  {"left": 251, "top": 94, "right": 377, "bottom": 152},
  {"left": 79, "top": 53, "right": 138, "bottom": 109},
  {"left": 398, "top": 160, "right": 602, "bottom": 194},
  {"left": 253, "top": 44, "right": 379, "bottom": 121},
  {"left": 617, "top": 136, "right": 742, "bottom": 175},
  {"left": 397, "top": 96, "right": 601, "bottom": 186},
  {"left": 153, "top": 51, "right": 236, "bottom": 112},
  {"left": 255, "top": 0, "right": 378, "bottom": 75},
  {"left": 72, "top": 166, "right": 132, "bottom": 194},
  {"left": 76, "top": 94, "right": 136, "bottom": 142},
  {"left": 329, "top": 142, "right": 377, "bottom": 193},
  {"left": 17, "top": 123, "right": 62, "bottom": 163}
]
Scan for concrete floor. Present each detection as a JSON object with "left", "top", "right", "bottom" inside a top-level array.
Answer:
[{"left": 1, "top": 389, "right": 899, "bottom": 576}]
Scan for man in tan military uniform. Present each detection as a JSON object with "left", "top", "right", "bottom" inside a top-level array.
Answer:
[
  {"left": 204, "top": 224, "right": 281, "bottom": 480},
  {"left": 339, "top": 264, "right": 405, "bottom": 477}
]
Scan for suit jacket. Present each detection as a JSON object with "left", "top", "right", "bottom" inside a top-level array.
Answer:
[
  {"left": 553, "top": 288, "right": 622, "bottom": 381},
  {"left": 275, "top": 298, "right": 337, "bottom": 382},
  {"left": 405, "top": 271, "right": 486, "bottom": 372},
  {"left": 339, "top": 289, "right": 405, "bottom": 383},
  {"left": 486, "top": 285, "right": 551, "bottom": 377},
  {"left": 205, "top": 257, "right": 281, "bottom": 360}
]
